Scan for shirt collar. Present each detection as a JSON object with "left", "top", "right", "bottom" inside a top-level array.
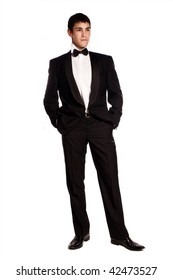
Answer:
[{"left": 71, "top": 43, "right": 89, "bottom": 53}]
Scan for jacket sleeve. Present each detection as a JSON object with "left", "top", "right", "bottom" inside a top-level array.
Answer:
[
  {"left": 43, "top": 60, "right": 60, "bottom": 128},
  {"left": 107, "top": 56, "right": 123, "bottom": 128}
]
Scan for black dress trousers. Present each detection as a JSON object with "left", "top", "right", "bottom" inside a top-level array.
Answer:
[{"left": 62, "top": 116, "right": 129, "bottom": 239}]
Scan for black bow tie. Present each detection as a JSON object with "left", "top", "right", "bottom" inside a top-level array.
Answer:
[{"left": 72, "top": 48, "right": 89, "bottom": 57}]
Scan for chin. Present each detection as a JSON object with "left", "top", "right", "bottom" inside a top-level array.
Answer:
[{"left": 80, "top": 42, "right": 88, "bottom": 48}]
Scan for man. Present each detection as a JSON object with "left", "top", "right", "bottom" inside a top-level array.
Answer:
[{"left": 44, "top": 13, "right": 144, "bottom": 251}]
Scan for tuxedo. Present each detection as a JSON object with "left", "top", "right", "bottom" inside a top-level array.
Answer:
[
  {"left": 44, "top": 51, "right": 123, "bottom": 135},
  {"left": 44, "top": 51, "right": 129, "bottom": 239}
]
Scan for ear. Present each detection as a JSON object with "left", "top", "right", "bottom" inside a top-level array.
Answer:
[{"left": 67, "top": 29, "right": 73, "bottom": 38}]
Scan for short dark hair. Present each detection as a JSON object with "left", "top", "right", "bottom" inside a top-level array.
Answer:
[{"left": 68, "top": 13, "right": 91, "bottom": 31}]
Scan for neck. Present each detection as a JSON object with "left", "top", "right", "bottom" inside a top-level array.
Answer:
[{"left": 72, "top": 43, "right": 87, "bottom": 51}]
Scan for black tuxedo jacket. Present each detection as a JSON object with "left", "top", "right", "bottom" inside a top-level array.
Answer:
[{"left": 44, "top": 51, "right": 123, "bottom": 134}]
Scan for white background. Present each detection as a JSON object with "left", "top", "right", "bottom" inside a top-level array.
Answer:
[{"left": 1, "top": 0, "right": 173, "bottom": 279}]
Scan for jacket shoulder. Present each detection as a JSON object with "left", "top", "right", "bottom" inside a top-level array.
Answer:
[
  {"left": 49, "top": 51, "right": 70, "bottom": 64},
  {"left": 89, "top": 51, "right": 112, "bottom": 60}
]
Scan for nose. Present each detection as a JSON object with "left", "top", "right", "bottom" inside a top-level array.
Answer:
[{"left": 82, "top": 30, "right": 86, "bottom": 37}]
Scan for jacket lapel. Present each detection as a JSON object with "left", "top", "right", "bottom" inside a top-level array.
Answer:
[
  {"left": 65, "top": 52, "right": 84, "bottom": 106},
  {"left": 64, "top": 51, "right": 100, "bottom": 107},
  {"left": 89, "top": 52, "right": 100, "bottom": 106}
]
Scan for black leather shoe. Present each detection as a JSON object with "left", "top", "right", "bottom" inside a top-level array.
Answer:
[
  {"left": 68, "top": 234, "right": 90, "bottom": 250},
  {"left": 111, "top": 237, "right": 145, "bottom": 251}
]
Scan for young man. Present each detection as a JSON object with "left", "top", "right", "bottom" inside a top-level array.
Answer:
[{"left": 44, "top": 13, "right": 145, "bottom": 251}]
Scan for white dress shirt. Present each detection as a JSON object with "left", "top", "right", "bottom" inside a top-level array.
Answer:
[{"left": 71, "top": 44, "right": 92, "bottom": 111}]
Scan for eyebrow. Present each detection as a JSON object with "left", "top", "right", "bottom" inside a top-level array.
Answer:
[{"left": 74, "top": 26, "right": 91, "bottom": 30}]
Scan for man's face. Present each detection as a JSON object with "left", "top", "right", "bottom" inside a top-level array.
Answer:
[{"left": 68, "top": 21, "right": 91, "bottom": 50}]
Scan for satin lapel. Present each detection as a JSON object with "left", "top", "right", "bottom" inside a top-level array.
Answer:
[
  {"left": 65, "top": 52, "right": 84, "bottom": 106},
  {"left": 89, "top": 52, "right": 100, "bottom": 106}
]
